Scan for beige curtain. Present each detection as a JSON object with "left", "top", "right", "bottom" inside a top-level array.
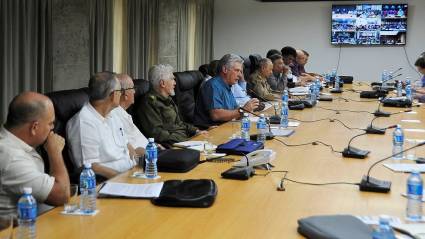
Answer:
[
  {"left": 0, "top": 0, "right": 52, "bottom": 124},
  {"left": 127, "top": 0, "right": 159, "bottom": 79},
  {"left": 193, "top": 0, "right": 214, "bottom": 67}
]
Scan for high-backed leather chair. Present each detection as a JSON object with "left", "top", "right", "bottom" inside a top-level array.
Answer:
[
  {"left": 198, "top": 64, "right": 209, "bottom": 78},
  {"left": 173, "top": 70, "right": 204, "bottom": 124},
  {"left": 241, "top": 56, "right": 252, "bottom": 80},
  {"left": 45, "top": 88, "right": 89, "bottom": 184},
  {"left": 127, "top": 78, "right": 150, "bottom": 119},
  {"left": 249, "top": 54, "right": 262, "bottom": 74}
]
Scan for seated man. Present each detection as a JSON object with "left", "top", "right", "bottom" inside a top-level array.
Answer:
[
  {"left": 413, "top": 53, "right": 425, "bottom": 102},
  {"left": 267, "top": 54, "right": 289, "bottom": 92},
  {"left": 296, "top": 49, "right": 321, "bottom": 79},
  {"left": 0, "top": 92, "right": 70, "bottom": 215},
  {"left": 247, "top": 58, "right": 276, "bottom": 101},
  {"left": 281, "top": 46, "right": 312, "bottom": 87},
  {"left": 111, "top": 74, "right": 148, "bottom": 156},
  {"left": 67, "top": 72, "right": 136, "bottom": 179},
  {"left": 194, "top": 54, "right": 259, "bottom": 127},
  {"left": 231, "top": 75, "right": 251, "bottom": 107},
  {"left": 136, "top": 64, "right": 206, "bottom": 147}
]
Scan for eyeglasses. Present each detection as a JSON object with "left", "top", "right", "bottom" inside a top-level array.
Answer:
[{"left": 123, "top": 86, "right": 137, "bottom": 91}]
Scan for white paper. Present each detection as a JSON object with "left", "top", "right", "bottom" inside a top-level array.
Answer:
[
  {"left": 383, "top": 163, "right": 425, "bottom": 173},
  {"left": 61, "top": 209, "right": 99, "bottom": 216},
  {"left": 355, "top": 215, "right": 401, "bottom": 226},
  {"left": 249, "top": 116, "right": 259, "bottom": 122},
  {"left": 260, "top": 103, "right": 273, "bottom": 112},
  {"left": 99, "top": 182, "right": 163, "bottom": 198},
  {"left": 405, "top": 129, "right": 425, "bottom": 133},
  {"left": 401, "top": 119, "right": 421, "bottom": 123},
  {"left": 393, "top": 223, "right": 425, "bottom": 238},
  {"left": 173, "top": 141, "right": 216, "bottom": 151},
  {"left": 406, "top": 111, "right": 418, "bottom": 114},
  {"left": 270, "top": 128, "right": 294, "bottom": 137},
  {"left": 270, "top": 121, "right": 300, "bottom": 128}
]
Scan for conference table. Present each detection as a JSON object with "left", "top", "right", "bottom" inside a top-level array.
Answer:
[{"left": 35, "top": 84, "right": 424, "bottom": 238}]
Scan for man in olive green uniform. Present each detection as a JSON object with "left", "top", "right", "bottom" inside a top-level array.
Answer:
[
  {"left": 136, "top": 64, "right": 206, "bottom": 147},
  {"left": 247, "top": 58, "right": 276, "bottom": 101}
]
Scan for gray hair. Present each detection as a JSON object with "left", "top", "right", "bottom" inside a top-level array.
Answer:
[
  {"left": 259, "top": 58, "right": 272, "bottom": 69},
  {"left": 148, "top": 64, "right": 174, "bottom": 90},
  {"left": 88, "top": 71, "right": 118, "bottom": 101},
  {"left": 218, "top": 54, "right": 244, "bottom": 73},
  {"left": 116, "top": 73, "right": 133, "bottom": 89}
]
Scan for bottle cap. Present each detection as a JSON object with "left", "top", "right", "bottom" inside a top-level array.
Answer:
[
  {"left": 23, "top": 187, "right": 32, "bottom": 194},
  {"left": 260, "top": 113, "right": 265, "bottom": 117},
  {"left": 84, "top": 163, "right": 92, "bottom": 169},
  {"left": 378, "top": 215, "right": 391, "bottom": 224},
  {"left": 148, "top": 138, "right": 155, "bottom": 143},
  {"left": 243, "top": 113, "right": 248, "bottom": 117}
]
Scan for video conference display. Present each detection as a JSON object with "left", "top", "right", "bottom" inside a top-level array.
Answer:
[{"left": 331, "top": 4, "right": 408, "bottom": 45}]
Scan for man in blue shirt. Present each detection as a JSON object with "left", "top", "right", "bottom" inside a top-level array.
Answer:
[
  {"left": 231, "top": 77, "right": 251, "bottom": 106},
  {"left": 194, "top": 54, "right": 259, "bottom": 127}
]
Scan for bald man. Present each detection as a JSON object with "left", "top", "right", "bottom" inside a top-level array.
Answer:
[{"left": 0, "top": 92, "right": 70, "bottom": 215}]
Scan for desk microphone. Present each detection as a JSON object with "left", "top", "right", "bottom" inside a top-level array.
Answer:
[
  {"left": 342, "top": 133, "right": 370, "bottom": 159},
  {"left": 374, "top": 98, "right": 391, "bottom": 117},
  {"left": 221, "top": 153, "right": 254, "bottom": 180},
  {"left": 365, "top": 116, "right": 396, "bottom": 135},
  {"left": 359, "top": 141, "right": 425, "bottom": 193},
  {"left": 247, "top": 88, "right": 282, "bottom": 123}
]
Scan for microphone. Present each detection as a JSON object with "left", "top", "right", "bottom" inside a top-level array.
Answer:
[
  {"left": 359, "top": 141, "right": 425, "bottom": 193},
  {"left": 247, "top": 88, "right": 282, "bottom": 123},
  {"left": 239, "top": 107, "right": 275, "bottom": 140},
  {"left": 221, "top": 153, "right": 254, "bottom": 180},
  {"left": 373, "top": 98, "right": 391, "bottom": 117},
  {"left": 390, "top": 67, "right": 403, "bottom": 75},
  {"left": 342, "top": 133, "right": 370, "bottom": 159},
  {"left": 365, "top": 116, "right": 396, "bottom": 135}
]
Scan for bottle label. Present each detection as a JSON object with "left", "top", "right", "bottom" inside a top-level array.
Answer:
[
  {"left": 394, "top": 135, "right": 403, "bottom": 143},
  {"left": 242, "top": 121, "right": 250, "bottom": 130},
  {"left": 257, "top": 121, "right": 266, "bottom": 129},
  {"left": 19, "top": 206, "right": 37, "bottom": 220},
  {"left": 147, "top": 149, "right": 157, "bottom": 162},
  {"left": 81, "top": 177, "right": 96, "bottom": 189},
  {"left": 407, "top": 184, "right": 423, "bottom": 195}
]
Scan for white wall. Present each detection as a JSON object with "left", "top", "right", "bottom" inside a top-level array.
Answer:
[{"left": 213, "top": 0, "right": 425, "bottom": 82}]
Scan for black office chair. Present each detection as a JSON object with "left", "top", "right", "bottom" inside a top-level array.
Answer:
[
  {"left": 127, "top": 78, "right": 150, "bottom": 119},
  {"left": 241, "top": 56, "right": 252, "bottom": 80},
  {"left": 249, "top": 54, "right": 262, "bottom": 74},
  {"left": 198, "top": 64, "right": 209, "bottom": 78},
  {"left": 45, "top": 88, "right": 89, "bottom": 184},
  {"left": 173, "top": 71, "right": 204, "bottom": 125}
]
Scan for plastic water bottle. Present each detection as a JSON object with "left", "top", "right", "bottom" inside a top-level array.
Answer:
[
  {"left": 406, "top": 170, "right": 423, "bottom": 221},
  {"left": 405, "top": 77, "right": 411, "bottom": 87},
  {"left": 282, "top": 89, "right": 289, "bottom": 103},
  {"left": 145, "top": 138, "right": 158, "bottom": 178},
  {"left": 314, "top": 77, "right": 321, "bottom": 97},
  {"left": 392, "top": 125, "right": 404, "bottom": 161},
  {"left": 256, "top": 114, "right": 267, "bottom": 144},
  {"left": 371, "top": 215, "right": 396, "bottom": 239},
  {"left": 241, "top": 113, "right": 250, "bottom": 141},
  {"left": 309, "top": 84, "right": 316, "bottom": 102},
  {"left": 334, "top": 76, "right": 341, "bottom": 91},
  {"left": 396, "top": 80, "right": 403, "bottom": 97},
  {"left": 17, "top": 187, "right": 37, "bottom": 239},
  {"left": 280, "top": 101, "right": 289, "bottom": 128},
  {"left": 331, "top": 68, "right": 337, "bottom": 78},
  {"left": 405, "top": 84, "right": 412, "bottom": 101},
  {"left": 80, "top": 163, "right": 96, "bottom": 213},
  {"left": 381, "top": 70, "right": 388, "bottom": 84}
]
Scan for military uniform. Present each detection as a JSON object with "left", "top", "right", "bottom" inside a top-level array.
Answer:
[
  {"left": 135, "top": 90, "right": 198, "bottom": 146},
  {"left": 247, "top": 71, "right": 275, "bottom": 101},
  {"left": 267, "top": 72, "right": 287, "bottom": 92}
]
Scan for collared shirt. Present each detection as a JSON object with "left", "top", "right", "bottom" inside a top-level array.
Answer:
[
  {"left": 298, "top": 64, "right": 306, "bottom": 75},
  {"left": 421, "top": 75, "right": 425, "bottom": 87},
  {"left": 247, "top": 71, "right": 275, "bottom": 101},
  {"left": 0, "top": 126, "right": 54, "bottom": 215},
  {"left": 194, "top": 76, "right": 238, "bottom": 127},
  {"left": 111, "top": 106, "right": 148, "bottom": 149},
  {"left": 135, "top": 90, "right": 198, "bottom": 146},
  {"left": 291, "top": 63, "right": 300, "bottom": 77},
  {"left": 267, "top": 72, "right": 287, "bottom": 92},
  {"left": 66, "top": 103, "right": 135, "bottom": 172},
  {"left": 231, "top": 80, "right": 251, "bottom": 106}
]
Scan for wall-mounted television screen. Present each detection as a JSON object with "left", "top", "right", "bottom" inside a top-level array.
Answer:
[{"left": 331, "top": 4, "right": 407, "bottom": 45}]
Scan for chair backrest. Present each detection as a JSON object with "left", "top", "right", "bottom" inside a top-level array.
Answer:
[
  {"left": 127, "top": 78, "right": 150, "bottom": 119},
  {"left": 45, "top": 88, "right": 89, "bottom": 183},
  {"left": 173, "top": 70, "right": 204, "bottom": 124},
  {"left": 198, "top": 64, "right": 209, "bottom": 77},
  {"left": 241, "top": 56, "right": 251, "bottom": 80},
  {"left": 249, "top": 54, "right": 262, "bottom": 74}
]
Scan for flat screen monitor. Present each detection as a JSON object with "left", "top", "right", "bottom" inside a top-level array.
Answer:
[{"left": 331, "top": 4, "right": 408, "bottom": 45}]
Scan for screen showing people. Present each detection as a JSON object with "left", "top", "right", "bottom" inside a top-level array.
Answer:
[{"left": 331, "top": 4, "right": 407, "bottom": 45}]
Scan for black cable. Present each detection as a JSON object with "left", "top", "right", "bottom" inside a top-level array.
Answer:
[
  {"left": 288, "top": 117, "right": 364, "bottom": 130},
  {"left": 284, "top": 177, "right": 360, "bottom": 186},
  {"left": 336, "top": 96, "right": 378, "bottom": 103},
  {"left": 273, "top": 137, "right": 343, "bottom": 154},
  {"left": 316, "top": 106, "right": 374, "bottom": 115}
]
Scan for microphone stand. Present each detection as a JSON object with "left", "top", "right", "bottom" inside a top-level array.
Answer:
[
  {"left": 360, "top": 141, "right": 425, "bottom": 193},
  {"left": 342, "top": 133, "right": 370, "bottom": 159},
  {"left": 373, "top": 98, "right": 391, "bottom": 117}
]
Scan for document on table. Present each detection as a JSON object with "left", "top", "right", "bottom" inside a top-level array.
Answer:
[
  {"left": 383, "top": 163, "right": 425, "bottom": 173},
  {"left": 173, "top": 141, "right": 216, "bottom": 151},
  {"left": 99, "top": 182, "right": 163, "bottom": 198},
  {"left": 393, "top": 223, "right": 425, "bottom": 239},
  {"left": 271, "top": 128, "right": 295, "bottom": 137},
  {"left": 270, "top": 121, "right": 300, "bottom": 127}
]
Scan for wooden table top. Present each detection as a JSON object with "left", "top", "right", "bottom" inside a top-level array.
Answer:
[{"left": 34, "top": 84, "right": 425, "bottom": 239}]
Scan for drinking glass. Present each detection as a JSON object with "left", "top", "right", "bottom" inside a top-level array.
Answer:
[
  {"left": 64, "top": 184, "right": 79, "bottom": 213},
  {"left": 405, "top": 139, "right": 417, "bottom": 161}
]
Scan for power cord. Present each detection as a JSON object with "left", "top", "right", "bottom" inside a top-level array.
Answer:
[
  {"left": 316, "top": 106, "right": 374, "bottom": 115},
  {"left": 273, "top": 137, "right": 343, "bottom": 154}
]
